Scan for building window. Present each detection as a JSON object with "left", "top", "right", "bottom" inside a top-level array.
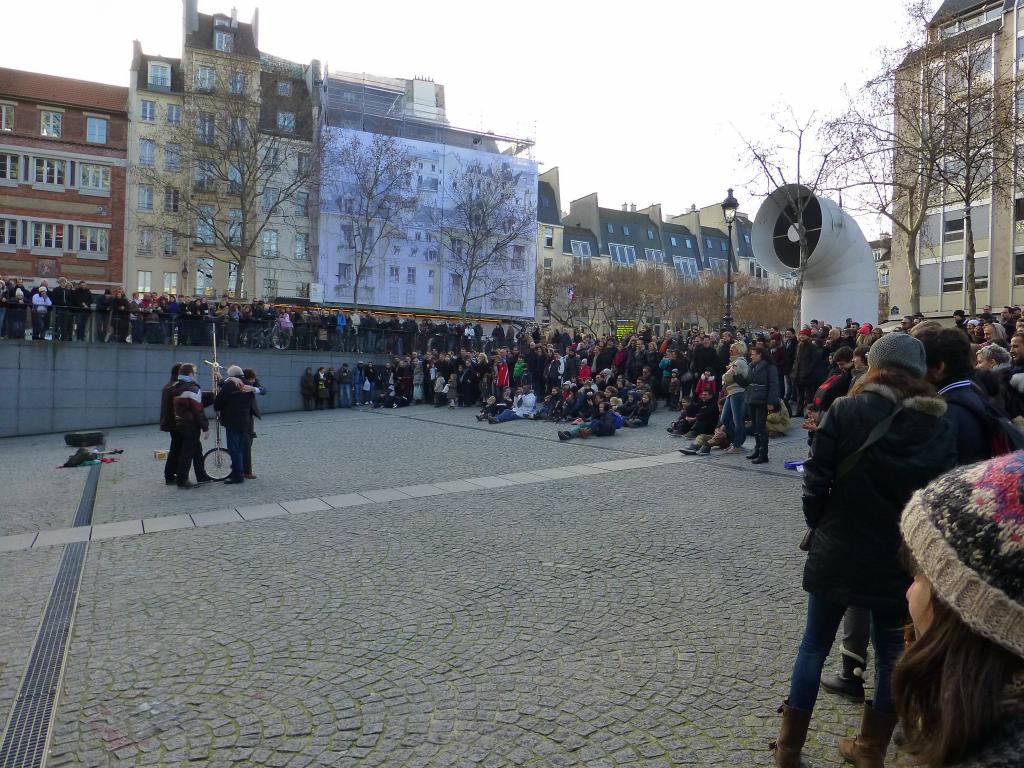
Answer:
[
  {"left": 196, "top": 66, "right": 216, "bottom": 92},
  {"left": 40, "top": 110, "right": 61, "bottom": 137},
  {"left": 406, "top": 266, "right": 416, "bottom": 285},
  {"left": 139, "top": 138, "right": 156, "bottom": 166},
  {"left": 163, "top": 231, "right": 178, "bottom": 256},
  {"left": 167, "top": 104, "right": 182, "bottom": 126},
  {"left": 262, "top": 187, "right": 278, "bottom": 213},
  {"left": 743, "top": 232, "right": 751, "bottom": 244},
  {"left": 943, "top": 273, "right": 963, "bottom": 292},
  {"left": 79, "top": 164, "right": 110, "bottom": 191},
  {"left": 720, "top": 241, "right": 728, "bottom": 251},
  {"left": 196, "top": 258, "right": 214, "bottom": 296},
  {"left": 645, "top": 248, "right": 665, "bottom": 263},
  {"left": 879, "top": 270, "right": 890, "bottom": 288},
  {"left": 710, "top": 258, "right": 728, "bottom": 276},
  {"left": 405, "top": 288, "right": 415, "bottom": 304},
  {"left": 165, "top": 143, "right": 181, "bottom": 171},
  {"left": 277, "top": 80, "right": 292, "bottom": 96},
  {"left": 297, "top": 152, "right": 310, "bottom": 175},
  {"left": 195, "top": 207, "right": 214, "bottom": 244},
  {"left": 510, "top": 245, "right": 526, "bottom": 271},
  {"left": 164, "top": 187, "right": 180, "bottom": 212},
  {"left": 944, "top": 217, "right": 965, "bottom": 242},
  {"left": 137, "top": 271, "right": 152, "bottom": 293},
  {"left": 427, "top": 269, "right": 435, "bottom": 294},
  {"left": 34, "top": 157, "right": 65, "bottom": 185},
  {"left": 197, "top": 112, "right": 215, "bottom": 144},
  {"left": 229, "top": 117, "right": 247, "bottom": 146},
  {"left": 148, "top": 62, "right": 171, "bottom": 90},
  {"left": 0, "top": 153, "right": 19, "bottom": 182},
  {"left": 623, "top": 226, "right": 631, "bottom": 236},
  {"left": 295, "top": 191, "right": 309, "bottom": 217},
  {"left": 0, "top": 104, "right": 13, "bottom": 132},
  {"left": 609, "top": 243, "right": 636, "bottom": 266},
  {"left": 78, "top": 226, "right": 108, "bottom": 254},
  {"left": 670, "top": 236, "right": 677, "bottom": 246},
  {"left": 389, "top": 264, "right": 400, "bottom": 283},
  {"left": 163, "top": 272, "right": 178, "bottom": 293},
  {"left": 261, "top": 229, "right": 278, "bottom": 257},
  {"left": 606, "top": 223, "right": 614, "bottom": 234},
  {"left": 674, "top": 257, "right": 699, "bottom": 281},
  {"left": 32, "top": 222, "right": 64, "bottom": 250},
  {"left": 228, "top": 210, "right": 242, "bottom": 245},
  {"left": 137, "top": 227, "right": 153, "bottom": 255},
  {"left": 647, "top": 228, "right": 654, "bottom": 240},
  {"left": 543, "top": 226, "right": 553, "bottom": 248},
  {"left": 685, "top": 238, "right": 693, "bottom": 248},
  {"left": 276, "top": 111, "right": 295, "bottom": 133},
  {"left": 86, "top": 117, "right": 107, "bottom": 144},
  {"left": 0, "top": 218, "right": 18, "bottom": 246},
  {"left": 295, "top": 232, "right": 309, "bottom": 260},
  {"left": 214, "top": 30, "right": 234, "bottom": 52},
  {"left": 706, "top": 238, "right": 713, "bottom": 249},
  {"left": 140, "top": 100, "right": 156, "bottom": 122},
  {"left": 229, "top": 71, "right": 245, "bottom": 95},
  {"left": 138, "top": 185, "right": 154, "bottom": 211},
  {"left": 570, "top": 240, "right": 591, "bottom": 258}
]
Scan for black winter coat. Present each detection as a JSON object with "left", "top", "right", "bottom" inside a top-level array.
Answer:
[
  {"left": 801, "top": 383, "right": 956, "bottom": 610},
  {"left": 214, "top": 379, "right": 254, "bottom": 432},
  {"left": 938, "top": 380, "right": 993, "bottom": 466},
  {"left": 690, "top": 346, "right": 718, "bottom": 377},
  {"left": 745, "top": 360, "right": 780, "bottom": 406},
  {"left": 794, "top": 341, "right": 828, "bottom": 386}
]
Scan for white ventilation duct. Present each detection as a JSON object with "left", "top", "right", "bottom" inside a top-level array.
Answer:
[{"left": 751, "top": 184, "right": 877, "bottom": 326}]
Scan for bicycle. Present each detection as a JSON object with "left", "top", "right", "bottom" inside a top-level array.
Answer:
[{"left": 250, "top": 315, "right": 294, "bottom": 350}]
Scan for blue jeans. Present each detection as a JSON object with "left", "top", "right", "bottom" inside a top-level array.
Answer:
[
  {"left": 339, "top": 384, "right": 351, "bottom": 408},
  {"left": 495, "top": 409, "right": 521, "bottom": 423},
  {"left": 719, "top": 391, "right": 746, "bottom": 448},
  {"left": 225, "top": 429, "right": 246, "bottom": 481},
  {"left": 788, "top": 593, "right": 906, "bottom": 713}
]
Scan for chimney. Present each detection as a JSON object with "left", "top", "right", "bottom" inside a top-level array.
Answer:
[
  {"left": 630, "top": 203, "right": 636, "bottom": 213},
  {"left": 251, "top": 8, "right": 259, "bottom": 47},
  {"left": 621, "top": 203, "right": 628, "bottom": 212},
  {"left": 230, "top": 6, "right": 238, "bottom": 27},
  {"left": 183, "top": 0, "right": 199, "bottom": 36}
]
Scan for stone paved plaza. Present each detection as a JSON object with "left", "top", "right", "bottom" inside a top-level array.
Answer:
[{"left": 0, "top": 405, "right": 876, "bottom": 767}]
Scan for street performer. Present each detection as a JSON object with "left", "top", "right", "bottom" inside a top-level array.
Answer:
[
  {"left": 213, "top": 364, "right": 257, "bottom": 485},
  {"left": 170, "top": 363, "right": 213, "bottom": 489}
]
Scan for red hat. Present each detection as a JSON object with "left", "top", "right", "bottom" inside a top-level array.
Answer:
[
  {"left": 770, "top": 332, "right": 783, "bottom": 342},
  {"left": 858, "top": 323, "right": 873, "bottom": 335},
  {"left": 799, "top": 328, "right": 812, "bottom": 337}
]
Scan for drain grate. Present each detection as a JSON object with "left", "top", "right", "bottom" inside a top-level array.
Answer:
[{"left": 0, "top": 464, "right": 99, "bottom": 768}]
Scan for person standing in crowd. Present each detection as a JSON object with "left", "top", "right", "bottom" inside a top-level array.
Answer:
[
  {"left": 718, "top": 342, "right": 748, "bottom": 455},
  {"left": 213, "top": 365, "right": 257, "bottom": 485},
  {"left": 31, "top": 285, "right": 52, "bottom": 340},
  {"left": 744, "top": 345, "right": 779, "bottom": 464},
  {"left": 170, "top": 363, "right": 214, "bottom": 489},
  {"left": 891, "top": 453, "right": 1024, "bottom": 766},
  {"left": 160, "top": 362, "right": 183, "bottom": 485},
  {"left": 337, "top": 363, "right": 353, "bottom": 408},
  {"left": 300, "top": 367, "right": 316, "bottom": 411},
  {"left": 241, "top": 368, "right": 265, "bottom": 479},
  {"left": 772, "top": 333, "right": 956, "bottom": 768},
  {"left": 792, "top": 329, "right": 827, "bottom": 417}
]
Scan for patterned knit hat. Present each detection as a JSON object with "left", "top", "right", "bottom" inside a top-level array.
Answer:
[{"left": 901, "top": 453, "right": 1024, "bottom": 659}]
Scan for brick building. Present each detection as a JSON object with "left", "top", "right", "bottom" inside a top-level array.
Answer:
[{"left": 0, "top": 67, "right": 128, "bottom": 289}]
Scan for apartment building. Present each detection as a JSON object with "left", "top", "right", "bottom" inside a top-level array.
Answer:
[{"left": 0, "top": 67, "right": 128, "bottom": 288}]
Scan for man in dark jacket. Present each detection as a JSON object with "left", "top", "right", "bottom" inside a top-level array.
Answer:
[
  {"left": 170, "top": 363, "right": 212, "bottom": 488},
  {"left": 214, "top": 364, "right": 256, "bottom": 484},
  {"left": 160, "top": 362, "right": 183, "bottom": 484},
  {"left": 51, "top": 278, "right": 73, "bottom": 341},
  {"left": 690, "top": 336, "right": 718, "bottom": 380},
  {"left": 792, "top": 330, "right": 828, "bottom": 416},
  {"left": 745, "top": 346, "right": 780, "bottom": 464}
]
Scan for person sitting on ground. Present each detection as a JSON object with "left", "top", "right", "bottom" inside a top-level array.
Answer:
[
  {"left": 890, "top": 453, "right": 1024, "bottom": 767},
  {"left": 446, "top": 373, "right": 458, "bottom": 408},
  {"left": 558, "top": 400, "right": 617, "bottom": 440},
  {"left": 623, "top": 392, "right": 654, "bottom": 428},
  {"left": 667, "top": 370, "right": 682, "bottom": 409},
  {"left": 487, "top": 385, "right": 537, "bottom": 423},
  {"left": 679, "top": 423, "right": 731, "bottom": 456},
  {"left": 667, "top": 395, "right": 697, "bottom": 437},
  {"left": 533, "top": 389, "right": 559, "bottom": 421},
  {"left": 549, "top": 385, "right": 574, "bottom": 422},
  {"left": 766, "top": 404, "right": 791, "bottom": 437},
  {"left": 433, "top": 373, "right": 448, "bottom": 407},
  {"left": 673, "top": 389, "right": 720, "bottom": 441},
  {"left": 476, "top": 390, "right": 512, "bottom": 421}
]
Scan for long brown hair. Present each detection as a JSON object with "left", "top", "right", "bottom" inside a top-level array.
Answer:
[
  {"left": 893, "top": 548, "right": 1024, "bottom": 765},
  {"left": 848, "top": 364, "right": 936, "bottom": 399}
]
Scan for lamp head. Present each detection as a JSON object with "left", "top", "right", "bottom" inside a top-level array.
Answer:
[{"left": 721, "top": 188, "right": 739, "bottom": 224}]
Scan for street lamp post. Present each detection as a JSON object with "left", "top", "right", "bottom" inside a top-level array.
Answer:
[{"left": 721, "top": 188, "right": 739, "bottom": 333}]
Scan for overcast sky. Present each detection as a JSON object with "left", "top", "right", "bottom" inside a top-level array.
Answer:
[{"left": 5, "top": 0, "right": 927, "bottom": 236}]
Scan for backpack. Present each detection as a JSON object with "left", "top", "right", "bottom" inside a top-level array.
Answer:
[{"left": 957, "top": 389, "right": 1024, "bottom": 457}]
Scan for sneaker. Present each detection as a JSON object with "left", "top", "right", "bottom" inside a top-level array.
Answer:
[
  {"left": 697, "top": 446, "right": 711, "bottom": 455},
  {"left": 176, "top": 481, "right": 197, "bottom": 489},
  {"left": 557, "top": 431, "right": 570, "bottom": 441},
  {"left": 723, "top": 446, "right": 741, "bottom": 454},
  {"left": 244, "top": 473, "right": 257, "bottom": 479},
  {"left": 678, "top": 445, "right": 700, "bottom": 455}
]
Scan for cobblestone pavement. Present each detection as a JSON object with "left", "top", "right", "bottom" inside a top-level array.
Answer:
[{"left": 0, "top": 406, "right": 873, "bottom": 766}]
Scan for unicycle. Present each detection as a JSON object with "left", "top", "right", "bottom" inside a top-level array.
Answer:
[{"left": 202, "top": 330, "right": 232, "bottom": 481}]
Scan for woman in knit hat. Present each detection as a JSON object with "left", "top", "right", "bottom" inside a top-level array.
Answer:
[
  {"left": 772, "top": 332, "right": 958, "bottom": 767},
  {"left": 893, "top": 453, "right": 1024, "bottom": 766}
]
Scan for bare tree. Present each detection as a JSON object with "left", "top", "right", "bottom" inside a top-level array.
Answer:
[
  {"left": 440, "top": 159, "right": 535, "bottom": 318},
  {"left": 325, "top": 132, "right": 419, "bottom": 313},
  {"left": 134, "top": 64, "right": 317, "bottom": 298},
  {"left": 740, "top": 108, "right": 842, "bottom": 325}
]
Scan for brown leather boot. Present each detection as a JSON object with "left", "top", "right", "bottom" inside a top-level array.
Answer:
[
  {"left": 838, "top": 701, "right": 898, "bottom": 767},
  {"left": 770, "top": 700, "right": 812, "bottom": 768}
]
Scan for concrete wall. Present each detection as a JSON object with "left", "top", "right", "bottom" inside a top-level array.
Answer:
[{"left": 0, "top": 341, "right": 386, "bottom": 437}]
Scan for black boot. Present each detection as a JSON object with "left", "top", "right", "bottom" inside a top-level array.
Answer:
[
  {"left": 821, "top": 650, "right": 867, "bottom": 702},
  {"left": 752, "top": 435, "right": 769, "bottom": 464}
]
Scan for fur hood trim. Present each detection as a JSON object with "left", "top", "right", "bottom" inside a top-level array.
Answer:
[{"left": 858, "top": 382, "right": 947, "bottom": 417}]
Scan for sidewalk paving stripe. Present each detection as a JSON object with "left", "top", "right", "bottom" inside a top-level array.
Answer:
[
  {"left": 496, "top": 472, "right": 549, "bottom": 485},
  {"left": 643, "top": 453, "right": 691, "bottom": 464},
  {"left": 393, "top": 484, "right": 449, "bottom": 498},
  {"left": 0, "top": 532, "right": 38, "bottom": 553},
  {"left": 432, "top": 480, "right": 485, "bottom": 493},
  {"left": 529, "top": 467, "right": 588, "bottom": 480},
  {"left": 89, "top": 520, "right": 144, "bottom": 541},
  {"left": 561, "top": 464, "right": 610, "bottom": 476},
  {"left": 191, "top": 509, "right": 244, "bottom": 527},
  {"left": 33, "top": 527, "right": 91, "bottom": 548},
  {"left": 280, "top": 498, "right": 331, "bottom": 514},
  {"left": 359, "top": 488, "right": 413, "bottom": 503},
  {"left": 320, "top": 493, "right": 374, "bottom": 509},
  {"left": 142, "top": 514, "right": 196, "bottom": 533},
  {"left": 236, "top": 503, "right": 289, "bottom": 520},
  {"left": 463, "top": 476, "right": 517, "bottom": 489}
]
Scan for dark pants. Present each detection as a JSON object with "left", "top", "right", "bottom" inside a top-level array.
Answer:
[
  {"left": 749, "top": 403, "right": 769, "bottom": 458},
  {"left": 31, "top": 310, "right": 48, "bottom": 340},
  {"left": 176, "top": 428, "right": 204, "bottom": 485},
  {"left": 225, "top": 428, "right": 245, "bottom": 482},
  {"left": 787, "top": 593, "right": 906, "bottom": 714},
  {"left": 243, "top": 432, "right": 253, "bottom": 475},
  {"left": 840, "top": 606, "right": 872, "bottom": 663},
  {"left": 165, "top": 430, "right": 182, "bottom": 482},
  {"left": 302, "top": 396, "right": 314, "bottom": 411}
]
